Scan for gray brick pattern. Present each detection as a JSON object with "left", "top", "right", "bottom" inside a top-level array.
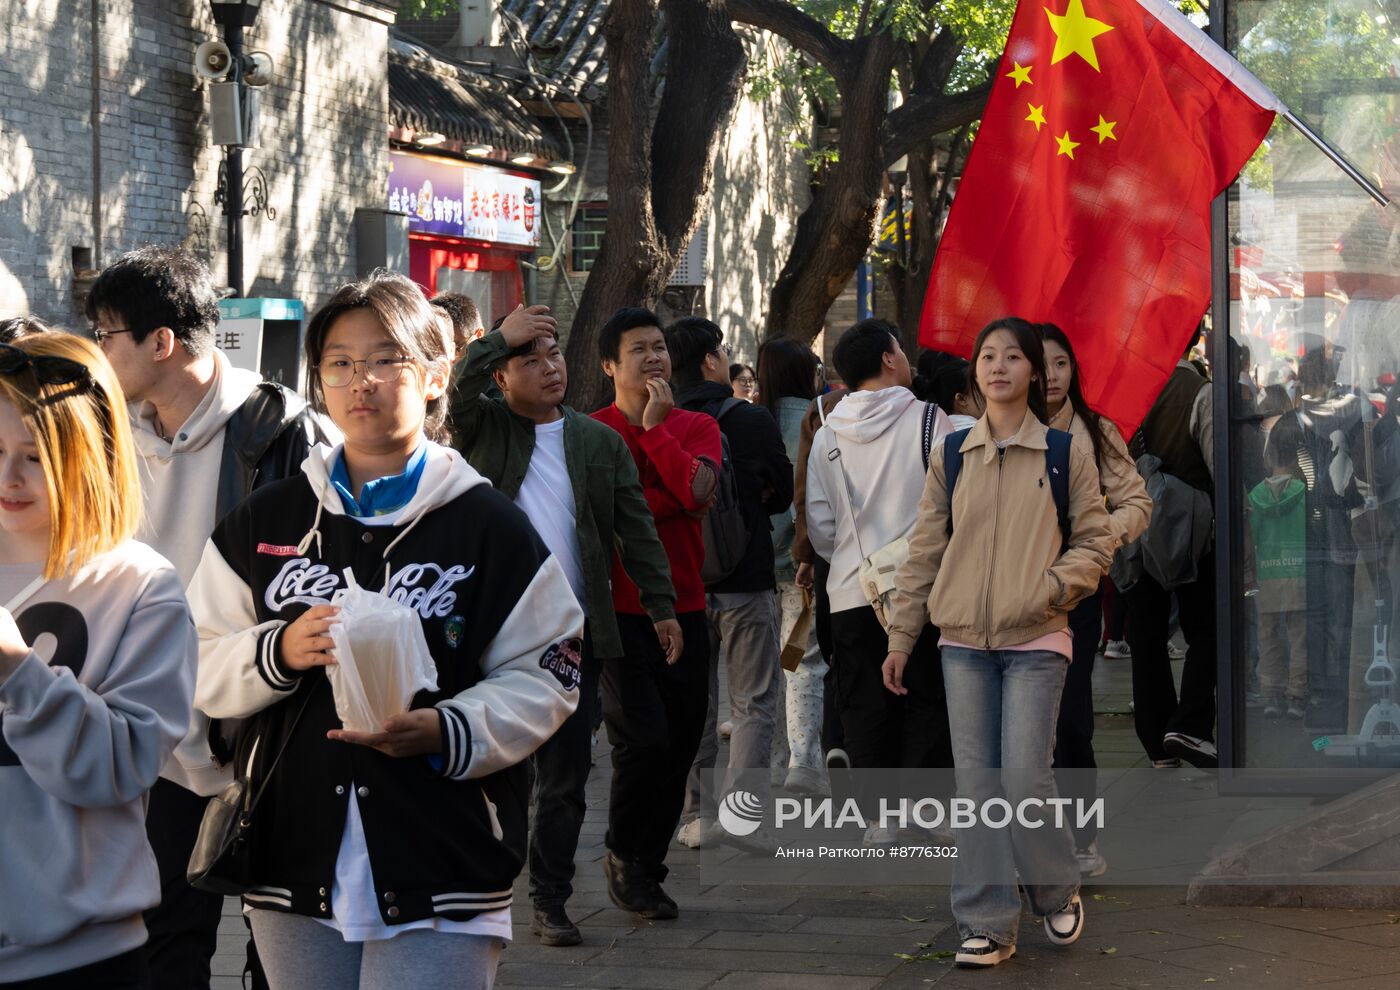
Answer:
[{"left": 0, "top": 0, "right": 390, "bottom": 325}]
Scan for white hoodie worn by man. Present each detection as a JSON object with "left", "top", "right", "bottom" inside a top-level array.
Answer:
[{"left": 806, "top": 385, "right": 953, "bottom": 613}]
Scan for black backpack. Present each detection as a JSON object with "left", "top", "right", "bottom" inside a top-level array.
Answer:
[
  {"left": 943, "top": 427, "right": 1073, "bottom": 548},
  {"left": 700, "top": 399, "right": 753, "bottom": 587}
]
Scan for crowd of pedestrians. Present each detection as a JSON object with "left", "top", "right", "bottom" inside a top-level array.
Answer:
[{"left": 4, "top": 246, "right": 1252, "bottom": 987}]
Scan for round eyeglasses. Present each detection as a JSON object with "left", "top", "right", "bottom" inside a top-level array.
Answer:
[{"left": 318, "top": 351, "right": 414, "bottom": 388}]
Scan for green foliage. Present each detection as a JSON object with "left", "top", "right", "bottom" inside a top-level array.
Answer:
[
  {"left": 397, "top": 0, "right": 457, "bottom": 18},
  {"left": 1233, "top": 0, "right": 1398, "bottom": 192}
]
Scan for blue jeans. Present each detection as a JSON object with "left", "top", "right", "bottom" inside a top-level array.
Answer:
[{"left": 942, "top": 647, "right": 1080, "bottom": 944}]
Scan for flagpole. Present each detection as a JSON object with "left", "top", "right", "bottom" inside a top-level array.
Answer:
[{"left": 1278, "top": 109, "right": 1390, "bottom": 208}]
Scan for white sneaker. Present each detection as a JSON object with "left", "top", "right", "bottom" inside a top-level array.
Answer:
[
  {"left": 1104, "top": 639, "right": 1131, "bottom": 659},
  {"left": 1044, "top": 893, "right": 1084, "bottom": 946},
  {"left": 718, "top": 720, "right": 734, "bottom": 739},
  {"left": 863, "top": 825, "right": 898, "bottom": 847},
  {"left": 1168, "top": 642, "right": 1187, "bottom": 660},
  {"left": 676, "top": 818, "right": 716, "bottom": 849},
  {"left": 955, "top": 936, "right": 1016, "bottom": 968},
  {"left": 1076, "top": 841, "right": 1107, "bottom": 878},
  {"left": 824, "top": 748, "right": 851, "bottom": 770}
]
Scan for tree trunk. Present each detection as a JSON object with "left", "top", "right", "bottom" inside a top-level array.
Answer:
[
  {"left": 564, "top": 0, "right": 745, "bottom": 412},
  {"left": 762, "top": 32, "right": 897, "bottom": 344}
]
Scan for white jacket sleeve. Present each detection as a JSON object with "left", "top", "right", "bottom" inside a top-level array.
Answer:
[
  {"left": 187, "top": 538, "right": 295, "bottom": 720},
  {"left": 0, "top": 568, "right": 196, "bottom": 808},
  {"left": 805, "top": 431, "right": 838, "bottom": 562},
  {"left": 435, "top": 555, "right": 584, "bottom": 780}
]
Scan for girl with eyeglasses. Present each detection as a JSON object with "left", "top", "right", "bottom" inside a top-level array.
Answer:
[
  {"left": 0, "top": 334, "right": 197, "bottom": 988},
  {"left": 729, "top": 363, "right": 757, "bottom": 402},
  {"left": 186, "top": 272, "right": 583, "bottom": 989}
]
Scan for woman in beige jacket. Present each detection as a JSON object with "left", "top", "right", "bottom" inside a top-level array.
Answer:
[
  {"left": 1042, "top": 323, "right": 1152, "bottom": 877},
  {"left": 882, "top": 318, "right": 1114, "bottom": 969}
]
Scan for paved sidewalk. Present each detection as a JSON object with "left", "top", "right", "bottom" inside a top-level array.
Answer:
[{"left": 211, "top": 653, "right": 1400, "bottom": 989}]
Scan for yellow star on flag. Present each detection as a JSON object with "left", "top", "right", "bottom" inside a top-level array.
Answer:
[
  {"left": 1026, "top": 103, "right": 1047, "bottom": 131},
  {"left": 1007, "top": 62, "right": 1034, "bottom": 88},
  {"left": 1091, "top": 114, "right": 1118, "bottom": 142},
  {"left": 1055, "top": 130, "right": 1080, "bottom": 159},
  {"left": 1044, "top": 0, "right": 1114, "bottom": 72}
]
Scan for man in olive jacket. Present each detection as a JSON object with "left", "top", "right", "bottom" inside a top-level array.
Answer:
[{"left": 449, "top": 304, "right": 679, "bottom": 948}]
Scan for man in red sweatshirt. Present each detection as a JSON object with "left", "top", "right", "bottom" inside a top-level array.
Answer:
[{"left": 591, "top": 307, "right": 720, "bottom": 920}]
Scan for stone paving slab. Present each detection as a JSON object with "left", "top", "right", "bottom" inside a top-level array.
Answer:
[{"left": 210, "top": 655, "right": 1400, "bottom": 989}]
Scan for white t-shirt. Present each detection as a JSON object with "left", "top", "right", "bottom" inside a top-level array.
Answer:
[
  {"left": 514, "top": 418, "right": 587, "bottom": 614},
  {"left": 316, "top": 791, "right": 511, "bottom": 943}
]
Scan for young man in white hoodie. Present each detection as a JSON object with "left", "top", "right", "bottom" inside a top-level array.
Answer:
[
  {"left": 85, "top": 246, "right": 330, "bottom": 990},
  {"left": 805, "top": 320, "right": 955, "bottom": 840}
]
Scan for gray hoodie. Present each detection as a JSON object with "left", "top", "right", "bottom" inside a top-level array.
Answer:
[
  {"left": 0, "top": 542, "right": 195, "bottom": 981},
  {"left": 805, "top": 386, "right": 952, "bottom": 612}
]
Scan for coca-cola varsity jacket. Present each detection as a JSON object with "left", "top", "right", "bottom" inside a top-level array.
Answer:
[{"left": 185, "top": 441, "right": 583, "bottom": 926}]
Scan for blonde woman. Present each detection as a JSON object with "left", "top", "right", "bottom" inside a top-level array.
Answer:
[{"left": 0, "top": 333, "right": 196, "bottom": 987}]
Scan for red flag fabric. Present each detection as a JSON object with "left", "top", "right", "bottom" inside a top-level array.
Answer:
[{"left": 919, "top": 0, "right": 1278, "bottom": 434}]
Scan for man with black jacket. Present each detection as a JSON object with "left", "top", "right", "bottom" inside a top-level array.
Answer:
[
  {"left": 87, "top": 246, "right": 331, "bottom": 990},
  {"left": 665, "top": 317, "right": 793, "bottom": 845}
]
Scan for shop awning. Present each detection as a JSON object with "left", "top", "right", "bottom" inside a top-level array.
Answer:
[{"left": 388, "top": 37, "right": 566, "bottom": 159}]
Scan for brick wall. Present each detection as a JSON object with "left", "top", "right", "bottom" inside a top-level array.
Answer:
[{"left": 0, "top": 0, "right": 394, "bottom": 325}]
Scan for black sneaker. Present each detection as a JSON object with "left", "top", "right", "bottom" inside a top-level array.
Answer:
[
  {"left": 645, "top": 881, "right": 679, "bottom": 921},
  {"left": 604, "top": 852, "right": 654, "bottom": 914},
  {"left": 531, "top": 903, "right": 582, "bottom": 946},
  {"left": 604, "top": 852, "right": 679, "bottom": 920},
  {"left": 825, "top": 748, "right": 851, "bottom": 770},
  {"left": 1162, "top": 732, "right": 1218, "bottom": 769}
]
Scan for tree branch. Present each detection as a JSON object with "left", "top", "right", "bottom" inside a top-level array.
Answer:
[
  {"left": 726, "top": 0, "right": 854, "bottom": 86},
  {"left": 652, "top": 0, "right": 747, "bottom": 254},
  {"left": 881, "top": 80, "right": 993, "bottom": 168},
  {"left": 910, "top": 27, "right": 963, "bottom": 99}
]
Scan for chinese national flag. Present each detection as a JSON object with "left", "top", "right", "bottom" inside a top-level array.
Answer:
[{"left": 919, "top": 0, "right": 1279, "bottom": 434}]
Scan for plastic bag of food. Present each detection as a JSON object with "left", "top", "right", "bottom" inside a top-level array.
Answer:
[{"left": 326, "top": 569, "right": 438, "bottom": 733}]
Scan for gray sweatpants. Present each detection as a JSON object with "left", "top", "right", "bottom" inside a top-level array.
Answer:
[{"left": 249, "top": 909, "right": 503, "bottom": 990}]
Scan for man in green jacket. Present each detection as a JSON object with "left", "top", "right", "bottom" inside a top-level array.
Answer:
[{"left": 449, "top": 305, "right": 680, "bottom": 948}]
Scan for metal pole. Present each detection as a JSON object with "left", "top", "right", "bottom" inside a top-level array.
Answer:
[
  {"left": 224, "top": 20, "right": 244, "bottom": 297},
  {"left": 1281, "top": 108, "right": 1390, "bottom": 208}
]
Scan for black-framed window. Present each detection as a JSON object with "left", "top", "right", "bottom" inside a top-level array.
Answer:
[{"left": 569, "top": 204, "right": 608, "bottom": 273}]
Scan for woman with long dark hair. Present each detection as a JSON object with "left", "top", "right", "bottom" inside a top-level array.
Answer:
[
  {"left": 883, "top": 316, "right": 1114, "bottom": 968},
  {"left": 756, "top": 338, "right": 827, "bottom": 795},
  {"left": 1039, "top": 323, "right": 1151, "bottom": 876}
]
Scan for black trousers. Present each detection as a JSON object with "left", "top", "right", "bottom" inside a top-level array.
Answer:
[
  {"left": 1, "top": 948, "right": 148, "bottom": 989},
  {"left": 529, "top": 627, "right": 598, "bottom": 907},
  {"left": 1054, "top": 587, "right": 1103, "bottom": 847},
  {"left": 602, "top": 610, "right": 710, "bottom": 881},
  {"left": 144, "top": 779, "right": 268, "bottom": 990},
  {"left": 828, "top": 606, "right": 952, "bottom": 770},
  {"left": 142, "top": 778, "right": 224, "bottom": 990},
  {"left": 1125, "top": 556, "right": 1217, "bottom": 761}
]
